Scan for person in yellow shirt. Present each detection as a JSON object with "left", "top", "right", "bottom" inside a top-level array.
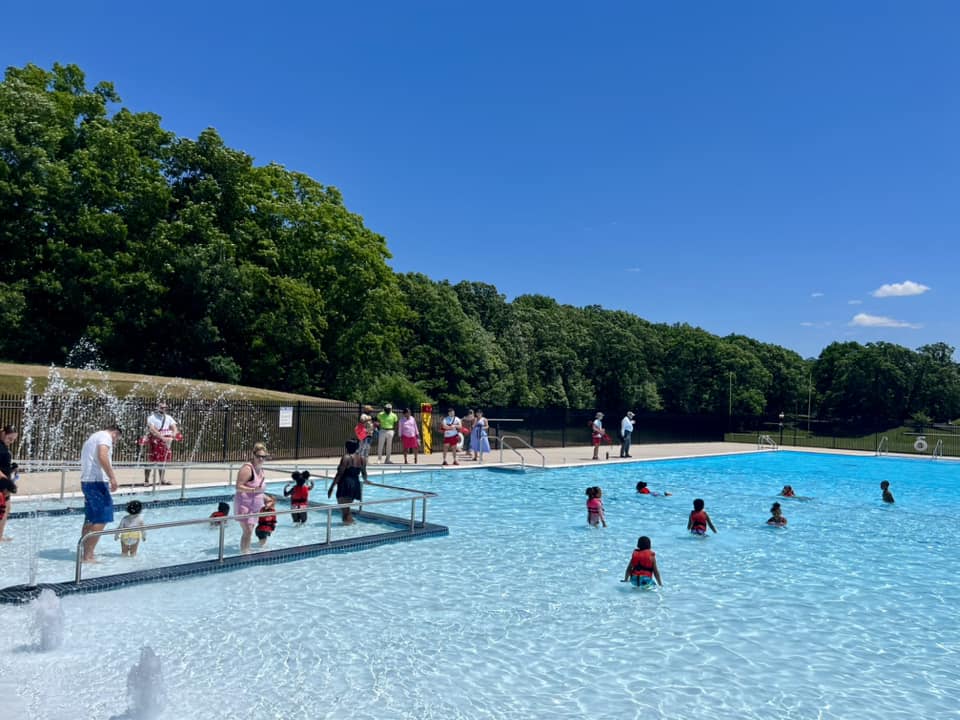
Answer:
[{"left": 377, "top": 403, "right": 399, "bottom": 463}]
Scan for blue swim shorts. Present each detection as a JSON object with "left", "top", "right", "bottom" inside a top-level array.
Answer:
[
  {"left": 630, "top": 575, "right": 655, "bottom": 588},
  {"left": 81, "top": 482, "right": 115, "bottom": 524}
]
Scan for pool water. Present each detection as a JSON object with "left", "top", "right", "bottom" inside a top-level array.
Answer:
[
  {"left": 0, "top": 481, "right": 419, "bottom": 585},
  {"left": 1, "top": 451, "right": 958, "bottom": 719}
]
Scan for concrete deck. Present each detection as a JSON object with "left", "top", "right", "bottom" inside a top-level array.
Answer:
[{"left": 10, "top": 441, "right": 763, "bottom": 500}]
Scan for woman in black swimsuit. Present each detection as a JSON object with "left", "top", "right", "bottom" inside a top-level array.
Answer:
[{"left": 328, "top": 439, "right": 368, "bottom": 524}]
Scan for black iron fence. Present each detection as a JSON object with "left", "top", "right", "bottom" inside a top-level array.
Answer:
[{"left": 2, "top": 393, "right": 956, "bottom": 462}]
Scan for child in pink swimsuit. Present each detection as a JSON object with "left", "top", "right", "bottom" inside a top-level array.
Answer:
[{"left": 585, "top": 486, "right": 607, "bottom": 528}]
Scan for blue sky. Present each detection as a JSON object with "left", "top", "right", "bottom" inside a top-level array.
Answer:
[{"left": 4, "top": 1, "right": 958, "bottom": 360}]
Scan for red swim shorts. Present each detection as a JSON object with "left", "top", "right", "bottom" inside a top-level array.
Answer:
[
  {"left": 592, "top": 435, "right": 602, "bottom": 446},
  {"left": 443, "top": 434, "right": 459, "bottom": 447},
  {"left": 149, "top": 439, "right": 172, "bottom": 463}
]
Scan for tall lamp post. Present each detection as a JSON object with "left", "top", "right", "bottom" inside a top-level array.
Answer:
[{"left": 779, "top": 412, "right": 785, "bottom": 446}]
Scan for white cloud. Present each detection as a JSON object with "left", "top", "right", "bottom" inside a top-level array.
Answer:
[
  {"left": 849, "top": 313, "right": 921, "bottom": 329},
  {"left": 810, "top": 292, "right": 824, "bottom": 298},
  {"left": 848, "top": 299, "right": 862, "bottom": 305},
  {"left": 625, "top": 267, "right": 642, "bottom": 273},
  {"left": 800, "top": 321, "right": 832, "bottom": 328},
  {"left": 871, "top": 280, "right": 930, "bottom": 298}
]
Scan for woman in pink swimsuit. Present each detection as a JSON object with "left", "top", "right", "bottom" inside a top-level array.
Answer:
[{"left": 235, "top": 443, "right": 269, "bottom": 553}]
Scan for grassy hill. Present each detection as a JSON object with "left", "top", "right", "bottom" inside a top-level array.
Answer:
[{"left": 0, "top": 363, "right": 342, "bottom": 403}]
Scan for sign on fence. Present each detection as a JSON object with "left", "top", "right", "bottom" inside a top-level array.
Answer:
[{"left": 278, "top": 406, "right": 294, "bottom": 428}]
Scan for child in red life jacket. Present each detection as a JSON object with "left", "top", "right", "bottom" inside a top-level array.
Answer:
[
  {"left": 255, "top": 495, "right": 277, "bottom": 546},
  {"left": 284, "top": 471, "right": 314, "bottom": 524},
  {"left": 636, "top": 481, "right": 672, "bottom": 497},
  {"left": 687, "top": 498, "right": 718, "bottom": 536},
  {"left": 622, "top": 535, "right": 662, "bottom": 587},
  {"left": 209, "top": 501, "right": 230, "bottom": 527}
]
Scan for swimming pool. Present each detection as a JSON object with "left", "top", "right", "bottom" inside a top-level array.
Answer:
[
  {"left": 1, "top": 451, "right": 957, "bottom": 719},
  {"left": 0, "top": 481, "right": 430, "bottom": 587}
]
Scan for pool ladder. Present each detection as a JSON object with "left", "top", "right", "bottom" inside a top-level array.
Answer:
[
  {"left": 497, "top": 434, "right": 546, "bottom": 468},
  {"left": 876, "top": 436, "right": 888, "bottom": 456},
  {"left": 932, "top": 439, "right": 944, "bottom": 460},
  {"left": 757, "top": 434, "right": 778, "bottom": 450}
]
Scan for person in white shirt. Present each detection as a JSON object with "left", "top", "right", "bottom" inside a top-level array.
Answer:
[
  {"left": 80, "top": 424, "right": 123, "bottom": 562},
  {"left": 620, "top": 411, "right": 635, "bottom": 458},
  {"left": 441, "top": 408, "right": 462, "bottom": 466},
  {"left": 144, "top": 401, "right": 179, "bottom": 485}
]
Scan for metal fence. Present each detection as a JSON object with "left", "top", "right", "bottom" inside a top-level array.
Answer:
[{"left": 3, "top": 392, "right": 956, "bottom": 462}]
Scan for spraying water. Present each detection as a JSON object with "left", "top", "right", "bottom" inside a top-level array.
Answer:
[
  {"left": 125, "top": 645, "right": 166, "bottom": 719},
  {"left": 31, "top": 588, "right": 64, "bottom": 651}
]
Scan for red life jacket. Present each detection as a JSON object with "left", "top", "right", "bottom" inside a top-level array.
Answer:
[
  {"left": 257, "top": 513, "right": 277, "bottom": 534},
  {"left": 690, "top": 510, "right": 707, "bottom": 533},
  {"left": 630, "top": 549, "right": 655, "bottom": 577},
  {"left": 290, "top": 484, "right": 310, "bottom": 506},
  {"left": 209, "top": 511, "right": 226, "bottom": 518}
]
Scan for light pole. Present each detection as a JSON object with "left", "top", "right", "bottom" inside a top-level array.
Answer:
[
  {"left": 779, "top": 412, "right": 785, "bottom": 446},
  {"left": 807, "top": 369, "right": 813, "bottom": 433},
  {"left": 728, "top": 372, "right": 733, "bottom": 422}
]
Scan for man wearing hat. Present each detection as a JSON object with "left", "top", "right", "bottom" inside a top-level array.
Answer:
[
  {"left": 620, "top": 411, "right": 636, "bottom": 458},
  {"left": 377, "top": 403, "right": 399, "bottom": 464},
  {"left": 591, "top": 412, "right": 605, "bottom": 460}
]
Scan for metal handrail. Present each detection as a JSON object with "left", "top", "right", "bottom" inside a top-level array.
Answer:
[
  {"left": 497, "top": 434, "right": 546, "bottom": 468},
  {"left": 757, "top": 434, "right": 778, "bottom": 450},
  {"left": 75, "top": 488, "right": 437, "bottom": 582},
  {"left": 932, "top": 439, "right": 944, "bottom": 460},
  {"left": 876, "top": 436, "right": 888, "bottom": 456},
  {"left": 27, "top": 459, "right": 435, "bottom": 502}
]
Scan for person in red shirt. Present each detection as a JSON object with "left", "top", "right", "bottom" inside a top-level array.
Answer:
[{"left": 622, "top": 536, "right": 662, "bottom": 587}]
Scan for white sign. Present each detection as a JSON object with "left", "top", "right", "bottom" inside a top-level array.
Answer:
[{"left": 278, "top": 406, "right": 294, "bottom": 428}]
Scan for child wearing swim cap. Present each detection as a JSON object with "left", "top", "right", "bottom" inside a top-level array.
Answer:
[{"left": 116, "top": 500, "right": 146, "bottom": 556}]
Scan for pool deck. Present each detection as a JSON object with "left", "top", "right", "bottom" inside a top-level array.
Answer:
[{"left": 7, "top": 441, "right": 895, "bottom": 501}]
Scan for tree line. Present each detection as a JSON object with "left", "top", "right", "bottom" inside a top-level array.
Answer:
[{"left": 2, "top": 63, "right": 959, "bottom": 423}]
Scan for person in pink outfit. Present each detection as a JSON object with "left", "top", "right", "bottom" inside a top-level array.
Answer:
[{"left": 399, "top": 408, "right": 421, "bottom": 464}]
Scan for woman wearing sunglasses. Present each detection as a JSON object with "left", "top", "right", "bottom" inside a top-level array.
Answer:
[{"left": 235, "top": 442, "right": 269, "bottom": 553}]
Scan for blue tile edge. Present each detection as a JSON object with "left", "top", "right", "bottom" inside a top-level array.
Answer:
[{"left": 0, "top": 512, "right": 448, "bottom": 604}]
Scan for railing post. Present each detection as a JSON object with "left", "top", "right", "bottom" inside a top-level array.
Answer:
[
  {"left": 218, "top": 520, "right": 226, "bottom": 562},
  {"left": 410, "top": 498, "right": 416, "bottom": 531},
  {"left": 326, "top": 508, "right": 332, "bottom": 544},
  {"left": 420, "top": 496, "right": 427, "bottom": 526},
  {"left": 60, "top": 468, "right": 66, "bottom": 501},
  {"left": 75, "top": 541, "right": 83, "bottom": 583},
  {"left": 180, "top": 466, "right": 187, "bottom": 500}
]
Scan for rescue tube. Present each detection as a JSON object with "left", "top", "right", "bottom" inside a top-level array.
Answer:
[{"left": 914, "top": 437, "right": 928, "bottom": 452}]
